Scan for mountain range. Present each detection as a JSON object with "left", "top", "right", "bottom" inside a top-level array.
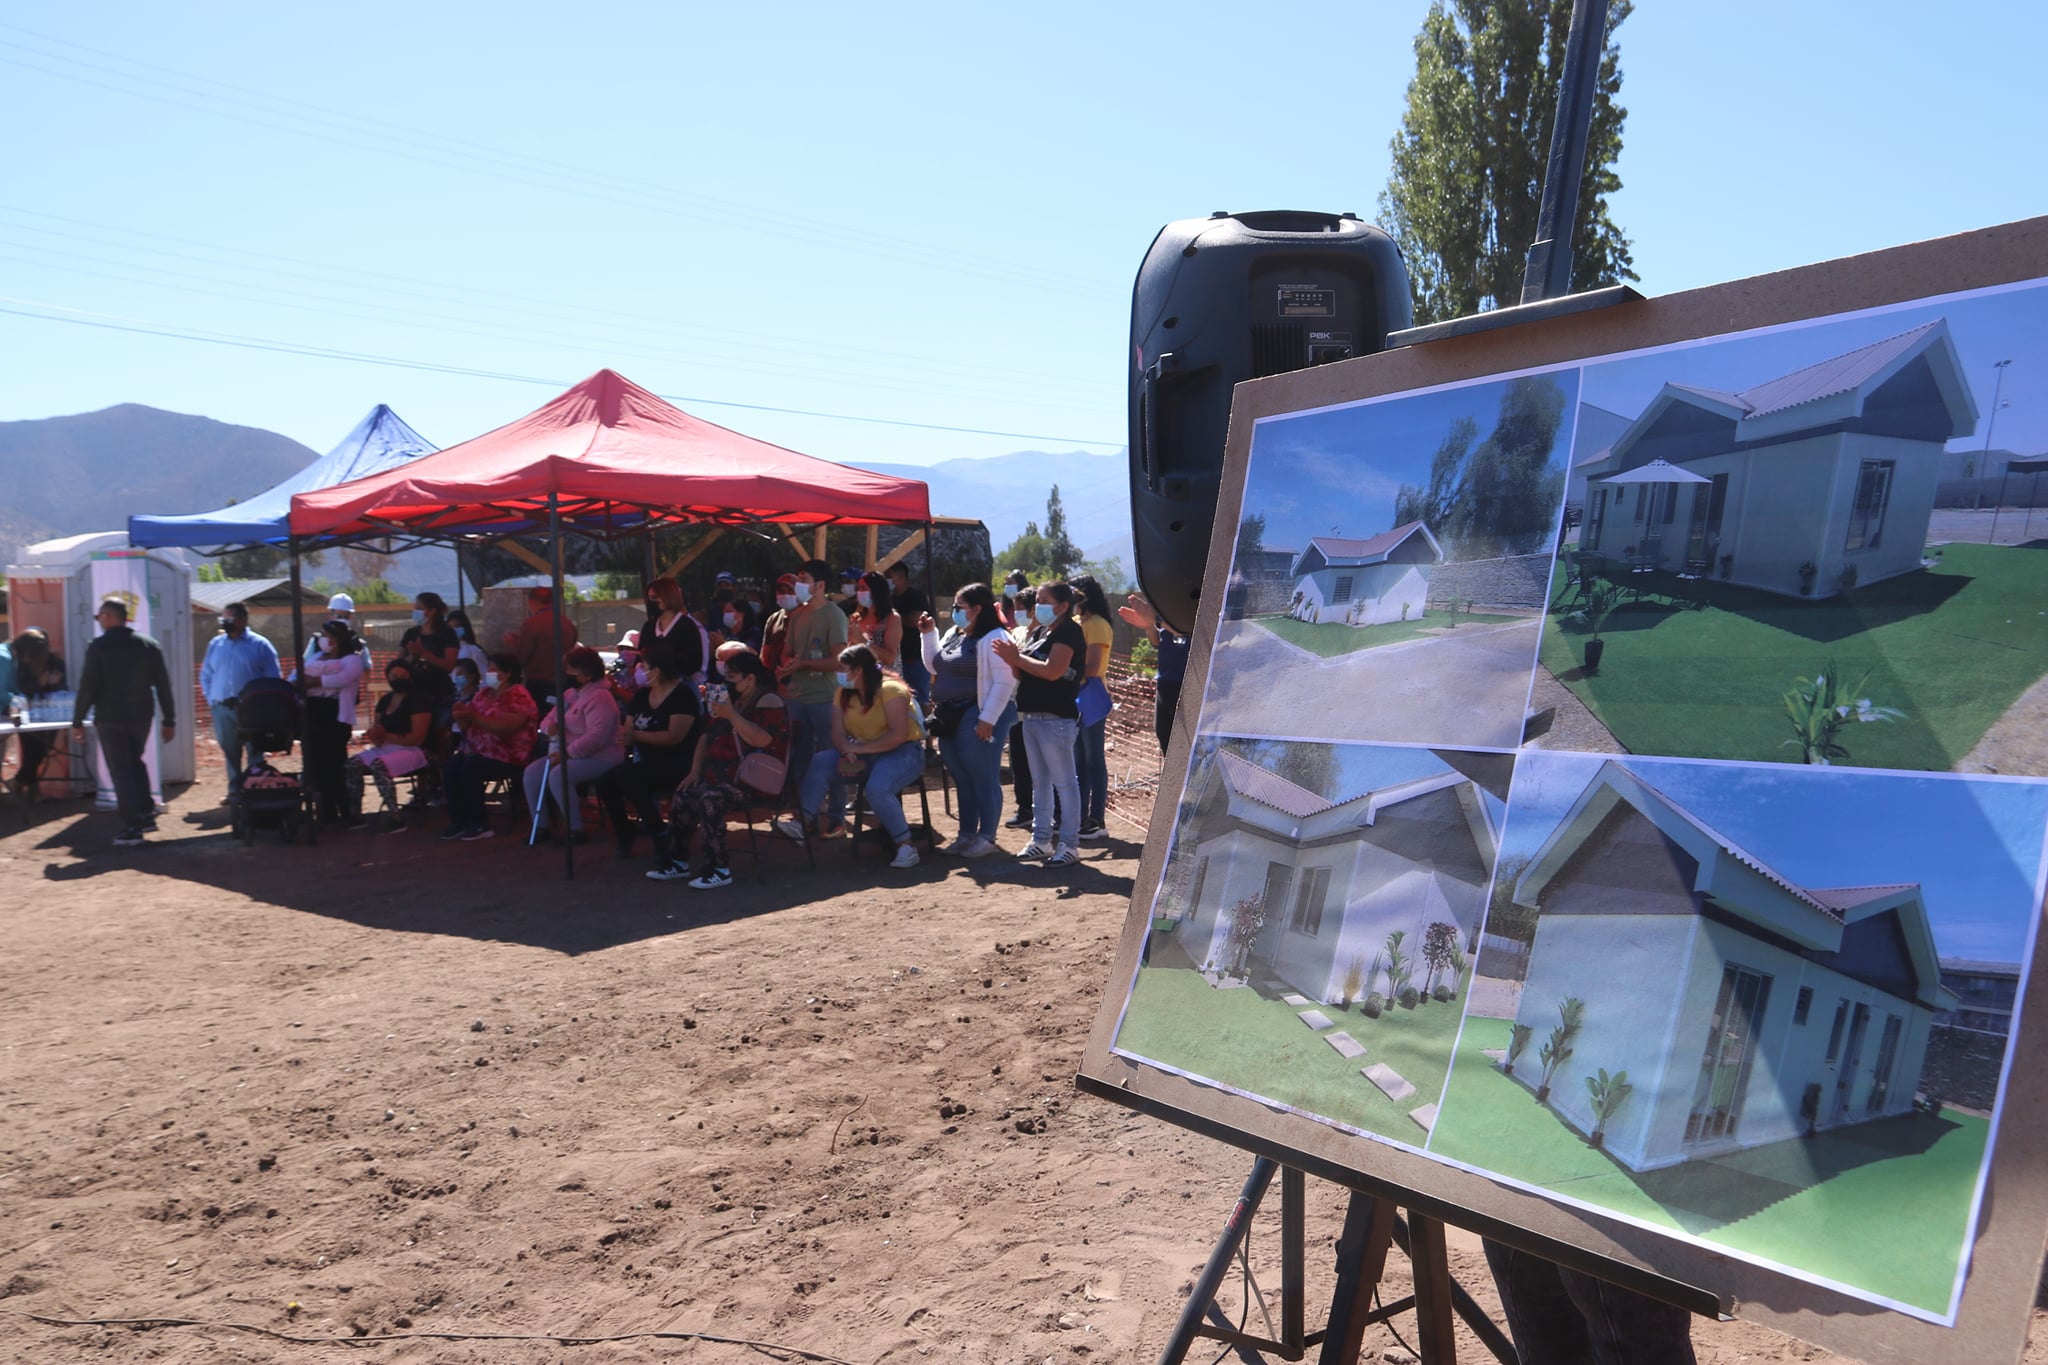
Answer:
[{"left": 1, "top": 404, "right": 1136, "bottom": 588}]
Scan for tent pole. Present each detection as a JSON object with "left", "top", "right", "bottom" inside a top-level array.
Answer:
[
  {"left": 923, "top": 519, "right": 936, "bottom": 623},
  {"left": 1991, "top": 469, "right": 2011, "bottom": 546},
  {"left": 454, "top": 542, "right": 466, "bottom": 613},
  {"left": 642, "top": 527, "right": 657, "bottom": 586},
  {"left": 288, "top": 536, "right": 306, "bottom": 679},
  {"left": 550, "top": 494, "right": 574, "bottom": 881}
]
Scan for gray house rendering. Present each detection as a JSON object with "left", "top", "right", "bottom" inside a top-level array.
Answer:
[
  {"left": 1172, "top": 750, "right": 1495, "bottom": 1003},
  {"left": 1287, "top": 521, "right": 1444, "bottom": 626},
  {"left": 1575, "top": 319, "right": 1979, "bottom": 597},
  {"left": 1505, "top": 761, "right": 1957, "bottom": 1172}
]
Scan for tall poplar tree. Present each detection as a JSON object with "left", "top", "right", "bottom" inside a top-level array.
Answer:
[{"left": 1377, "top": 0, "right": 1635, "bottom": 325}]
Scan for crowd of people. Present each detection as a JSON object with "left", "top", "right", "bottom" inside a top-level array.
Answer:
[{"left": 42, "top": 559, "right": 1194, "bottom": 878}]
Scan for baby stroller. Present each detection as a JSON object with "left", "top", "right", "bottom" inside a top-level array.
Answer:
[{"left": 230, "top": 676, "right": 315, "bottom": 847}]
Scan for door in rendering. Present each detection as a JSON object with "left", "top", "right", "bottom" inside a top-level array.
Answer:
[
  {"left": 1835, "top": 1003, "right": 1872, "bottom": 1123},
  {"left": 1869, "top": 1014, "right": 1905, "bottom": 1114},
  {"left": 1686, "top": 964, "right": 1773, "bottom": 1145}
]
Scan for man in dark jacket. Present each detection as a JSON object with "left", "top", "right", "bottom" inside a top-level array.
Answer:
[{"left": 70, "top": 598, "right": 177, "bottom": 847}]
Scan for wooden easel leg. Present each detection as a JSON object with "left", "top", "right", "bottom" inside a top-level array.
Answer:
[
  {"left": 1408, "top": 1213, "right": 1459, "bottom": 1364},
  {"left": 1281, "top": 1165, "right": 1306, "bottom": 1354},
  {"left": 1317, "top": 1193, "right": 1397, "bottom": 1365}
]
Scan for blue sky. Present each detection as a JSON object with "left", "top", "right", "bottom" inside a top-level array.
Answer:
[
  {"left": 3, "top": 1, "right": 2046, "bottom": 474},
  {"left": 1212, "top": 739, "right": 1510, "bottom": 831},
  {"left": 1498, "top": 753, "right": 2048, "bottom": 962},
  {"left": 1576, "top": 279, "right": 2048, "bottom": 460},
  {"left": 1241, "top": 372, "right": 1578, "bottom": 554}
]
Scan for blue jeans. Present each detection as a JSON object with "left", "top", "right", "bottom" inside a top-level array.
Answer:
[
  {"left": 1020, "top": 714, "right": 1079, "bottom": 849},
  {"left": 900, "top": 650, "right": 932, "bottom": 712},
  {"left": 1074, "top": 714, "right": 1107, "bottom": 827},
  {"left": 938, "top": 700, "right": 1015, "bottom": 842},
  {"left": 787, "top": 697, "right": 838, "bottom": 810},
  {"left": 212, "top": 704, "right": 263, "bottom": 795},
  {"left": 802, "top": 740, "right": 924, "bottom": 841}
]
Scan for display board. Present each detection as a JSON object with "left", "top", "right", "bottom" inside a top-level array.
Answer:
[{"left": 1080, "top": 216, "right": 2048, "bottom": 1364}]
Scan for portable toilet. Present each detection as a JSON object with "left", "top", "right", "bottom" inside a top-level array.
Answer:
[{"left": 5, "top": 532, "right": 197, "bottom": 802}]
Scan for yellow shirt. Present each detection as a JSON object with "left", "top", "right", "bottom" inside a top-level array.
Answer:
[
  {"left": 842, "top": 675, "right": 923, "bottom": 743},
  {"left": 1079, "top": 614, "right": 1115, "bottom": 679}
]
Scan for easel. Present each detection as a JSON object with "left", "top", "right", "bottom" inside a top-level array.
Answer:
[{"left": 1154, "top": 1158, "right": 1515, "bottom": 1365}]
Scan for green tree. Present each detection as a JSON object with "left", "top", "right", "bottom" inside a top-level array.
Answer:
[
  {"left": 1393, "top": 375, "right": 1567, "bottom": 555},
  {"left": 1378, "top": 0, "right": 1635, "bottom": 325},
  {"left": 994, "top": 519, "right": 1049, "bottom": 580},
  {"left": 1042, "top": 485, "right": 1081, "bottom": 580},
  {"left": 1237, "top": 512, "right": 1267, "bottom": 560}
]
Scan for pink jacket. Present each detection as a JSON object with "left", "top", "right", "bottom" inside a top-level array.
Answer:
[{"left": 539, "top": 682, "right": 624, "bottom": 763}]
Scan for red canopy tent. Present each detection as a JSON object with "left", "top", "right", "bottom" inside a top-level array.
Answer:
[
  {"left": 288, "top": 368, "right": 932, "bottom": 878},
  {"left": 289, "top": 368, "right": 929, "bottom": 542}
]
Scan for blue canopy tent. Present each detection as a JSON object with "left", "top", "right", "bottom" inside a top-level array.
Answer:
[{"left": 128, "top": 404, "right": 438, "bottom": 551}]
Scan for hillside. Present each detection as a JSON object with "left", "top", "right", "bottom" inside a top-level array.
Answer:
[
  {"left": 0, "top": 404, "right": 319, "bottom": 565},
  {"left": 866, "top": 446, "right": 1134, "bottom": 573}
]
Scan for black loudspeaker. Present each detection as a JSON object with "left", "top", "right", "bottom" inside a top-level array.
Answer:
[{"left": 1128, "top": 210, "right": 1412, "bottom": 633}]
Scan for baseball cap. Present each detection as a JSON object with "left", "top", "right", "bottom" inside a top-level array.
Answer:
[
  {"left": 840, "top": 567, "right": 862, "bottom": 582},
  {"left": 774, "top": 573, "right": 798, "bottom": 590},
  {"left": 714, "top": 570, "right": 736, "bottom": 584},
  {"left": 328, "top": 592, "right": 356, "bottom": 613}
]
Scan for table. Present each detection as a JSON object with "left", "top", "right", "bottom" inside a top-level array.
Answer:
[{"left": 2, "top": 717, "right": 92, "bottom": 818}]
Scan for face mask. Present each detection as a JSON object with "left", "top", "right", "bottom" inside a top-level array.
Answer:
[
  {"left": 219, "top": 617, "right": 236, "bottom": 632},
  {"left": 835, "top": 670, "right": 854, "bottom": 689},
  {"left": 723, "top": 611, "right": 740, "bottom": 630},
  {"left": 411, "top": 609, "right": 426, "bottom": 625},
  {"left": 793, "top": 581, "right": 813, "bottom": 604},
  {"left": 319, "top": 637, "right": 339, "bottom": 655},
  {"left": 856, "top": 591, "right": 872, "bottom": 608},
  {"left": 775, "top": 594, "right": 797, "bottom": 612},
  {"left": 952, "top": 607, "right": 970, "bottom": 630},
  {"left": 1034, "top": 603, "right": 1056, "bottom": 625},
  {"left": 1003, "top": 585, "right": 1018, "bottom": 599},
  {"left": 389, "top": 673, "right": 411, "bottom": 691},
  {"left": 454, "top": 625, "right": 468, "bottom": 639},
  {"left": 633, "top": 662, "right": 649, "bottom": 686},
  {"left": 645, "top": 599, "right": 661, "bottom": 616}
]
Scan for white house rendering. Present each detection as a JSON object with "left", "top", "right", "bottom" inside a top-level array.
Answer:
[
  {"left": 1169, "top": 750, "right": 1496, "bottom": 1003},
  {"left": 1575, "top": 319, "right": 1979, "bottom": 597},
  {"left": 1505, "top": 761, "right": 1958, "bottom": 1173},
  {"left": 1288, "top": 521, "right": 1444, "bottom": 626}
]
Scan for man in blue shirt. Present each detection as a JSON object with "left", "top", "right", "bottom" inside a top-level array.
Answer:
[{"left": 200, "top": 601, "right": 281, "bottom": 800}]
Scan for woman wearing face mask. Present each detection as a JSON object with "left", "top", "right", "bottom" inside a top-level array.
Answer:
[
  {"left": 999, "top": 570, "right": 1030, "bottom": 630},
  {"left": 847, "top": 570, "right": 902, "bottom": 672},
  {"left": 642, "top": 577, "right": 708, "bottom": 686},
  {"left": 523, "top": 646, "right": 624, "bottom": 845},
  {"left": 341, "top": 657, "right": 436, "bottom": 830},
  {"left": 760, "top": 574, "right": 799, "bottom": 677},
  {"left": 647, "top": 650, "right": 791, "bottom": 888},
  {"left": 447, "top": 610, "right": 489, "bottom": 678},
  {"left": 991, "top": 581, "right": 1084, "bottom": 866},
  {"left": 786, "top": 644, "right": 926, "bottom": 868},
  {"left": 1069, "top": 574, "right": 1117, "bottom": 843},
  {"left": 440, "top": 652, "right": 539, "bottom": 841},
  {"left": 300, "top": 619, "right": 365, "bottom": 826},
  {"left": 917, "top": 582, "right": 1018, "bottom": 856},
  {"left": 595, "top": 638, "right": 700, "bottom": 858},
  {"left": 399, "top": 593, "right": 460, "bottom": 704},
  {"left": 1003, "top": 584, "right": 1037, "bottom": 830}
]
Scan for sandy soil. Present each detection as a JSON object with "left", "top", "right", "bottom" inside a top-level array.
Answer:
[{"left": 2, "top": 756, "right": 2041, "bottom": 1363}]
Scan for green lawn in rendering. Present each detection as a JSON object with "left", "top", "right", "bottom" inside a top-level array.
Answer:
[
  {"left": 1255, "top": 610, "right": 1524, "bottom": 658},
  {"left": 1542, "top": 543, "right": 2048, "bottom": 769},
  {"left": 1431, "top": 1019, "right": 1986, "bottom": 1313},
  {"left": 1114, "top": 965, "right": 1464, "bottom": 1143}
]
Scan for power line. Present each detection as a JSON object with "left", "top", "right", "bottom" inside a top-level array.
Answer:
[
  {"left": 0, "top": 299, "right": 1126, "bottom": 449},
  {"left": 0, "top": 25, "right": 1111, "bottom": 299}
]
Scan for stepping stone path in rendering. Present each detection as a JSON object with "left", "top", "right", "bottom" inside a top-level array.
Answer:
[
  {"left": 1281, "top": 994, "right": 1313, "bottom": 1006},
  {"left": 1324, "top": 1031, "right": 1367, "bottom": 1060},
  {"left": 1409, "top": 1103, "right": 1439, "bottom": 1134},
  {"left": 1362, "top": 1063, "right": 1417, "bottom": 1103},
  {"left": 1297, "top": 1010, "right": 1336, "bottom": 1032}
]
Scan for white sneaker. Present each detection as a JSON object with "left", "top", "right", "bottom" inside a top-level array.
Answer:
[
  {"left": 1017, "top": 841, "right": 1052, "bottom": 861},
  {"left": 889, "top": 843, "right": 921, "bottom": 869},
  {"left": 687, "top": 867, "right": 734, "bottom": 890},
  {"left": 1045, "top": 845, "right": 1081, "bottom": 867},
  {"left": 773, "top": 817, "right": 806, "bottom": 843},
  {"left": 959, "top": 837, "right": 999, "bottom": 858}
]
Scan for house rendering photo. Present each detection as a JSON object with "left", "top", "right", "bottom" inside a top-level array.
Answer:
[
  {"left": 1429, "top": 751, "right": 2048, "bottom": 1319},
  {"left": 1200, "top": 373, "right": 1575, "bottom": 749},
  {"left": 1536, "top": 279, "right": 2048, "bottom": 775},
  {"left": 1116, "top": 738, "right": 1509, "bottom": 1145}
]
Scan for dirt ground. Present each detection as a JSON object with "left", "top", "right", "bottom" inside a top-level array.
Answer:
[{"left": 2, "top": 755, "right": 2041, "bottom": 1363}]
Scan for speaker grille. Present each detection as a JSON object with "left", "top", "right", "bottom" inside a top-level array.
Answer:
[{"left": 1250, "top": 324, "right": 1304, "bottom": 378}]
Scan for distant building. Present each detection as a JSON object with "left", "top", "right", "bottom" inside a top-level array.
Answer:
[{"left": 1935, "top": 958, "right": 2021, "bottom": 1036}]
